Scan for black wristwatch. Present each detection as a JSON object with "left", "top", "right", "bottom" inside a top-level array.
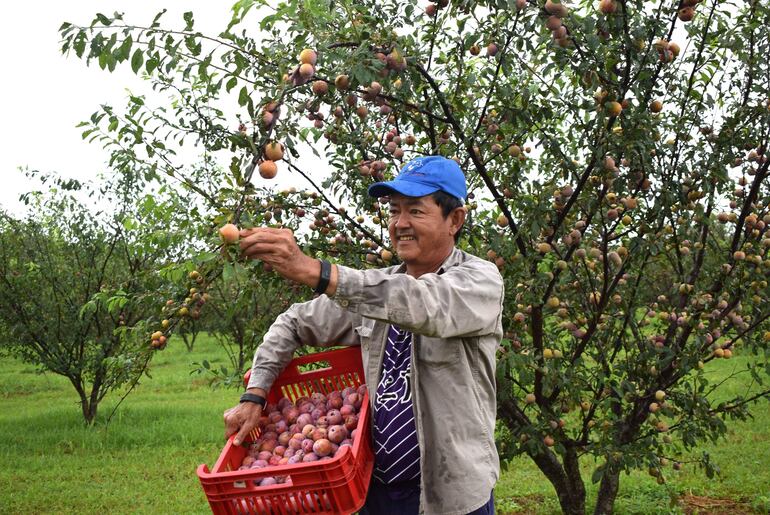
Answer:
[
  {"left": 314, "top": 259, "right": 332, "bottom": 295},
  {"left": 239, "top": 392, "right": 267, "bottom": 408}
]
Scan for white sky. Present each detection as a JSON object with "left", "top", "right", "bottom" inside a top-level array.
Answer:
[{"left": 0, "top": 2, "right": 310, "bottom": 217}]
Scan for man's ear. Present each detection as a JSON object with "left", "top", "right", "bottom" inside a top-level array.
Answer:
[{"left": 449, "top": 206, "right": 467, "bottom": 236}]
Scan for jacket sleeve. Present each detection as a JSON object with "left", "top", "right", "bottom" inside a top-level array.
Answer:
[
  {"left": 332, "top": 257, "right": 503, "bottom": 339},
  {"left": 246, "top": 295, "right": 359, "bottom": 391}
]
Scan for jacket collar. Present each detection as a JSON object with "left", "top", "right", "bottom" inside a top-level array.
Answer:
[{"left": 393, "top": 247, "right": 463, "bottom": 276}]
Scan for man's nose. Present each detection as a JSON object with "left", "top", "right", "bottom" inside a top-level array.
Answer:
[{"left": 395, "top": 212, "right": 411, "bottom": 228}]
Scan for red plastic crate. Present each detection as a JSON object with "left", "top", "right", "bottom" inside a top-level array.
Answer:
[{"left": 197, "top": 347, "right": 373, "bottom": 514}]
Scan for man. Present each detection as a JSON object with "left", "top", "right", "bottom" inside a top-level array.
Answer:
[{"left": 224, "top": 156, "right": 504, "bottom": 514}]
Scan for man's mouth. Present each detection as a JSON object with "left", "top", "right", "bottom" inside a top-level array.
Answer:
[{"left": 397, "top": 235, "right": 415, "bottom": 241}]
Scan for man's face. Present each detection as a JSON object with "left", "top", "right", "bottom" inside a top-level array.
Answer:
[{"left": 387, "top": 193, "right": 461, "bottom": 268}]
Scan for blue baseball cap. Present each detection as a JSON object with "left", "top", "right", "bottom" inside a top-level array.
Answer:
[{"left": 367, "top": 156, "right": 467, "bottom": 201}]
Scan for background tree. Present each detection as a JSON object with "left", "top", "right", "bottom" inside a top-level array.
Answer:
[
  {"left": 191, "top": 258, "right": 308, "bottom": 387},
  {"left": 60, "top": 0, "right": 770, "bottom": 511},
  {"left": 0, "top": 172, "right": 189, "bottom": 424}
]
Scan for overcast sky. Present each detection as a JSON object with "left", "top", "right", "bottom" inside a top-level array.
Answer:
[{"left": 0, "top": 2, "right": 284, "bottom": 216}]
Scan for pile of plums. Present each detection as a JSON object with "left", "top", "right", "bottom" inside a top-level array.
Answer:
[{"left": 238, "top": 384, "right": 367, "bottom": 486}]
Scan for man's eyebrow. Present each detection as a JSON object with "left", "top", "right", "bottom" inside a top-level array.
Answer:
[{"left": 389, "top": 198, "right": 425, "bottom": 207}]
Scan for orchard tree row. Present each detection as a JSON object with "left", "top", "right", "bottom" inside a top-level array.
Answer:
[{"left": 0, "top": 171, "right": 306, "bottom": 423}]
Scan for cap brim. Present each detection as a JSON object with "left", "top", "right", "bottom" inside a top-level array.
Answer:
[{"left": 368, "top": 180, "right": 439, "bottom": 198}]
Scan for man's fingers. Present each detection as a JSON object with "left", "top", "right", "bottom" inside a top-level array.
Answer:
[
  {"left": 223, "top": 407, "right": 240, "bottom": 439},
  {"left": 233, "top": 406, "right": 261, "bottom": 446},
  {"left": 233, "top": 422, "right": 255, "bottom": 447}
]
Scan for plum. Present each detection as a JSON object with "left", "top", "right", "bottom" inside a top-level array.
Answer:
[
  {"left": 274, "top": 420, "right": 288, "bottom": 434},
  {"left": 262, "top": 431, "right": 278, "bottom": 442},
  {"left": 357, "top": 384, "right": 367, "bottom": 398},
  {"left": 326, "top": 409, "right": 343, "bottom": 425},
  {"left": 252, "top": 459, "right": 268, "bottom": 468},
  {"left": 268, "top": 455, "right": 282, "bottom": 466},
  {"left": 326, "top": 397, "right": 343, "bottom": 410},
  {"left": 311, "top": 407, "right": 326, "bottom": 421},
  {"left": 328, "top": 425, "right": 347, "bottom": 444},
  {"left": 316, "top": 416, "right": 329, "bottom": 428},
  {"left": 296, "top": 413, "right": 313, "bottom": 428},
  {"left": 344, "top": 414, "right": 359, "bottom": 431},
  {"left": 259, "top": 440, "right": 277, "bottom": 453},
  {"left": 298, "top": 402, "right": 314, "bottom": 414},
  {"left": 259, "top": 477, "right": 277, "bottom": 487},
  {"left": 273, "top": 445, "right": 286, "bottom": 456},
  {"left": 349, "top": 393, "right": 363, "bottom": 410},
  {"left": 340, "top": 405, "right": 355, "bottom": 417},
  {"left": 278, "top": 431, "right": 292, "bottom": 446},
  {"left": 282, "top": 406, "right": 300, "bottom": 424},
  {"left": 311, "top": 427, "right": 328, "bottom": 441},
  {"left": 277, "top": 397, "right": 293, "bottom": 411},
  {"left": 302, "top": 452, "right": 319, "bottom": 462},
  {"left": 302, "top": 424, "right": 316, "bottom": 438},
  {"left": 313, "top": 438, "right": 332, "bottom": 457},
  {"left": 301, "top": 438, "right": 315, "bottom": 453},
  {"left": 288, "top": 434, "right": 304, "bottom": 450},
  {"left": 342, "top": 386, "right": 355, "bottom": 398},
  {"left": 257, "top": 450, "right": 273, "bottom": 462},
  {"left": 242, "top": 456, "right": 256, "bottom": 467},
  {"left": 310, "top": 392, "right": 327, "bottom": 404}
]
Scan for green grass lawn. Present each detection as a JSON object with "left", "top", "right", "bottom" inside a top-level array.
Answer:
[{"left": 1, "top": 336, "right": 768, "bottom": 514}]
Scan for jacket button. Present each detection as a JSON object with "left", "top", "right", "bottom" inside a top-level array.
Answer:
[{"left": 338, "top": 299, "right": 349, "bottom": 307}]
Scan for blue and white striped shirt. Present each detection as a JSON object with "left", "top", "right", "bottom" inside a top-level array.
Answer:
[{"left": 373, "top": 325, "right": 421, "bottom": 484}]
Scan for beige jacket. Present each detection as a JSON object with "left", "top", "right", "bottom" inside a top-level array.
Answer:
[{"left": 247, "top": 247, "right": 504, "bottom": 514}]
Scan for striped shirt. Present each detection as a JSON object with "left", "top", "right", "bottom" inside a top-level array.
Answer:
[{"left": 373, "top": 325, "right": 421, "bottom": 484}]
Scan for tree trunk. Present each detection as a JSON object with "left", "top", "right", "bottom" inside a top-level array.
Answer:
[
  {"left": 529, "top": 449, "right": 586, "bottom": 515},
  {"left": 181, "top": 321, "right": 199, "bottom": 352},
  {"left": 82, "top": 398, "right": 98, "bottom": 425},
  {"left": 564, "top": 447, "right": 587, "bottom": 512},
  {"left": 74, "top": 383, "right": 98, "bottom": 425},
  {"left": 593, "top": 463, "right": 621, "bottom": 515},
  {"left": 499, "top": 399, "right": 586, "bottom": 514}
]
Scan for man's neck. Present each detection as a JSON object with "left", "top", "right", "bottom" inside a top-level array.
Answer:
[{"left": 405, "top": 247, "right": 454, "bottom": 278}]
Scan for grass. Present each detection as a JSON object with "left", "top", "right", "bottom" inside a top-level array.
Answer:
[{"left": 1, "top": 336, "right": 768, "bottom": 514}]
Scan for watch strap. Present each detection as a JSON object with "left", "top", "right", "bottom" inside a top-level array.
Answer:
[
  {"left": 239, "top": 392, "right": 267, "bottom": 408},
  {"left": 314, "top": 259, "right": 332, "bottom": 295}
]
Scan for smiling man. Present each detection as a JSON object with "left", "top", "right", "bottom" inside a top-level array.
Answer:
[{"left": 223, "top": 156, "right": 504, "bottom": 514}]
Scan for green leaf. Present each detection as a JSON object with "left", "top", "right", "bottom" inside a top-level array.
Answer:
[
  {"left": 183, "top": 11, "right": 194, "bottom": 30},
  {"left": 131, "top": 49, "right": 144, "bottom": 73},
  {"left": 146, "top": 56, "right": 159, "bottom": 74},
  {"left": 94, "top": 13, "right": 112, "bottom": 26},
  {"left": 238, "top": 86, "right": 249, "bottom": 107}
]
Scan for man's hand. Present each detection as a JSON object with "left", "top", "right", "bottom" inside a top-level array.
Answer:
[
  {"left": 239, "top": 227, "right": 318, "bottom": 286},
  {"left": 224, "top": 389, "right": 266, "bottom": 446},
  {"left": 239, "top": 227, "right": 338, "bottom": 294}
]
